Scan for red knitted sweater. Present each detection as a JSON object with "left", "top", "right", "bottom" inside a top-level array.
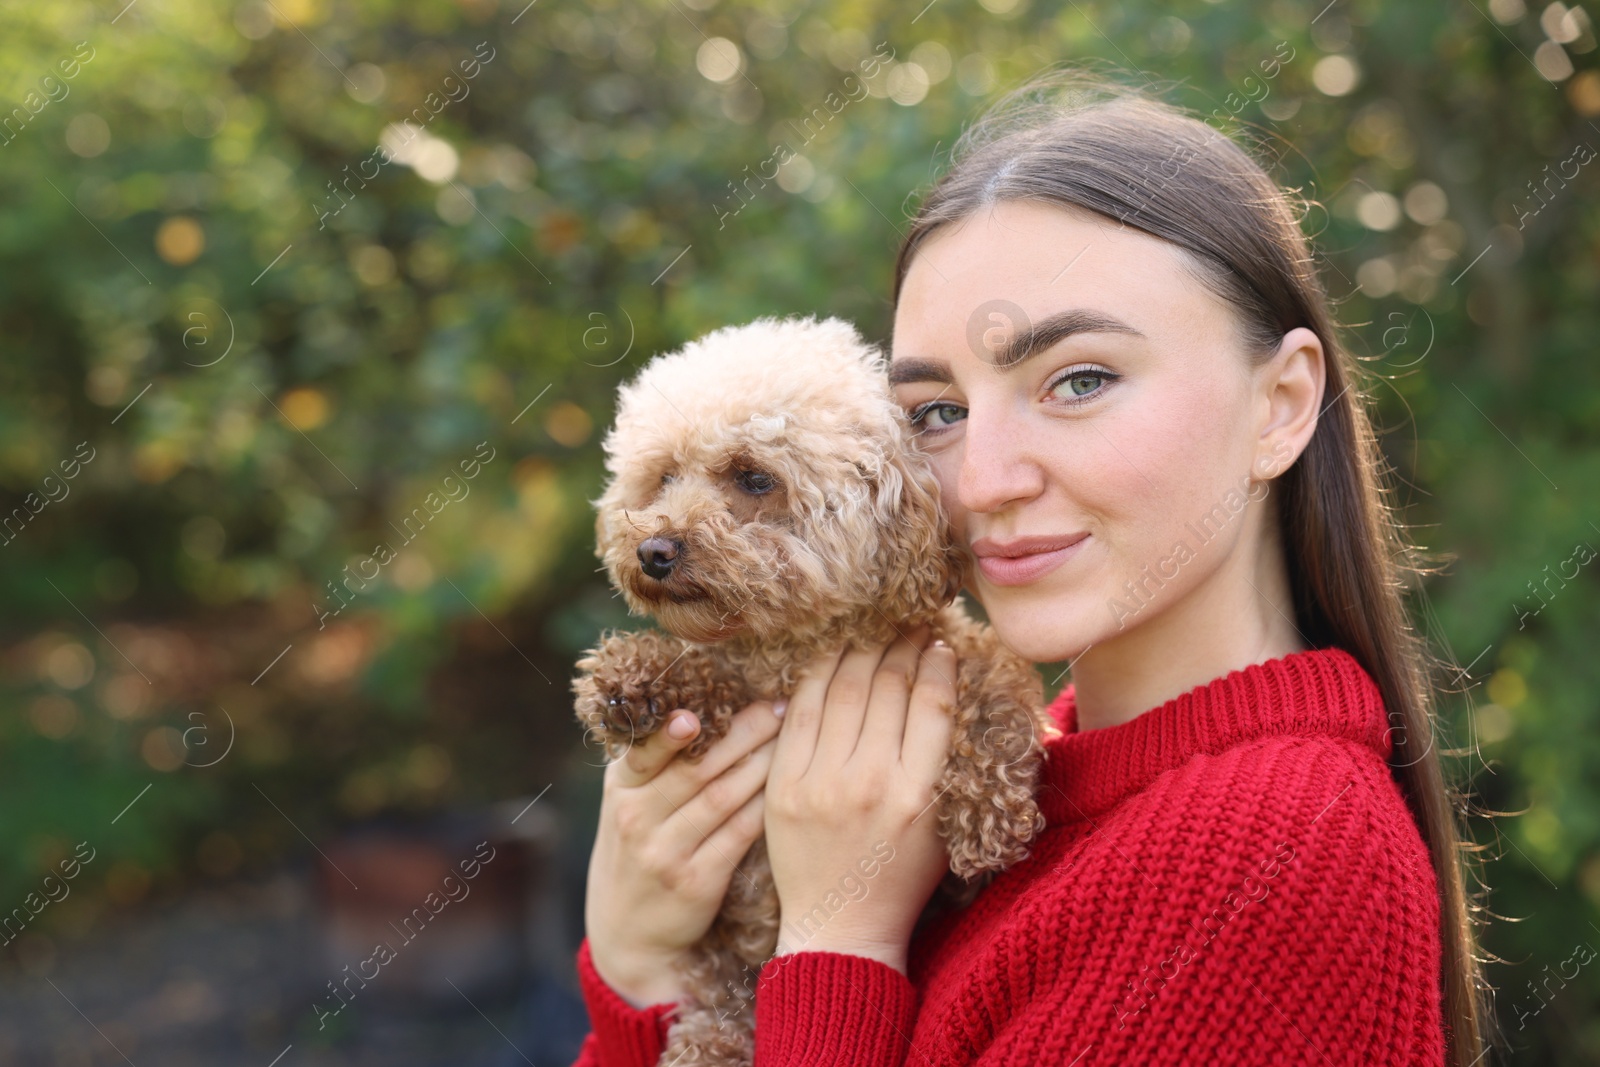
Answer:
[{"left": 568, "top": 646, "right": 1447, "bottom": 1065}]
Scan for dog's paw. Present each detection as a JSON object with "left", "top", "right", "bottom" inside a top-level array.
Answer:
[{"left": 574, "top": 671, "right": 671, "bottom": 750}]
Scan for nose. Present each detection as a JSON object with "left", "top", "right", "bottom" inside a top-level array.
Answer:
[
  {"left": 957, "top": 404, "right": 1045, "bottom": 515},
  {"left": 637, "top": 536, "right": 683, "bottom": 580}
]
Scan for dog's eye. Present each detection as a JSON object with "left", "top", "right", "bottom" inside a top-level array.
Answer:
[
  {"left": 734, "top": 469, "right": 776, "bottom": 495},
  {"left": 660, "top": 470, "right": 675, "bottom": 487}
]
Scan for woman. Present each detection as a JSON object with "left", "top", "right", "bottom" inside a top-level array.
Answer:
[{"left": 569, "top": 71, "right": 1486, "bottom": 1066}]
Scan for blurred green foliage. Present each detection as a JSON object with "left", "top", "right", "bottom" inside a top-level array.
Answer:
[{"left": 0, "top": 0, "right": 1596, "bottom": 1060}]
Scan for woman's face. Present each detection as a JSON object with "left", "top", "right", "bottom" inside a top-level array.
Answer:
[{"left": 890, "top": 200, "right": 1308, "bottom": 665}]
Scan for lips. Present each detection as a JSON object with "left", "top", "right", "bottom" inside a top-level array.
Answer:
[{"left": 970, "top": 532, "right": 1089, "bottom": 587}]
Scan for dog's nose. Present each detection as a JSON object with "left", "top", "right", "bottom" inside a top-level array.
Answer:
[{"left": 638, "top": 537, "right": 683, "bottom": 580}]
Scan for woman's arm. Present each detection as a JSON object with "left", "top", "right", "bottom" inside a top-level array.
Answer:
[
  {"left": 570, "top": 699, "right": 784, "bottom": 1067},
  {"left": 567, "top": 937, "right": 681, "bottom": 1067},
  {"left": 571, "top": 630, "right": 958, "bottom": 1067},
  {"left": 746, "top": 627, "right": 957, "bottom": 1066},
  {"left": 753, "top": 950, "right": 920, "bottom": 1064}
]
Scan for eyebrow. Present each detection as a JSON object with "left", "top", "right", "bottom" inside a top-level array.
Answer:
[{"left": 888, "top": 308, "right": 1146, "bottom": 385}]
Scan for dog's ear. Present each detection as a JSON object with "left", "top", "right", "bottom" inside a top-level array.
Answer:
[{"left": 864, "top": 436, "right": 968, "bottom": 620}]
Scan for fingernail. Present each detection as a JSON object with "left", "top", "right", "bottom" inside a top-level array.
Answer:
[
  {"left": 773, "top": 698, "right": 787, "bottom": 718},
  {"left": 930, "top": 638, "right": 949, "bottom": 649},
  {"left": 667, "top": 714, "right": 696, "bottom": 739}
]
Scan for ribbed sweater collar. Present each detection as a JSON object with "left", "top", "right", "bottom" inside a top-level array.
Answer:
[{"left": 1038, "top": 646, "right": 1391, "bottom": 824}]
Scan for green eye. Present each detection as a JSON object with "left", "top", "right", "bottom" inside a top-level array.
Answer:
[
  {"left": 908, "top": 401, "right": 967, "bottom": 432},
  {"left": 1049, "top": 367, "right": 1120, "bottom": 405},
  {"left": 735, "top": 469, "right": 776, "bottom": 494}
]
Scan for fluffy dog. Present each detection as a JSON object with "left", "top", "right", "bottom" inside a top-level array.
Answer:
[{"left": 573, "top": 315, "right": 1055, "bottom": 1067}]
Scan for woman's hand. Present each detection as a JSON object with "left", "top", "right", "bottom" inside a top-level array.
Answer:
[
  {"left": 585, "top": 699, "right": 783, "bottom": 1009},
  {"left": 764, "top": 624, "right": 958, "bottom": 975}
]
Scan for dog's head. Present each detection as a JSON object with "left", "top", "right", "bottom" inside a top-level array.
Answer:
[{"left": 592, "top": 315, "right": 967, "bottom": 645}]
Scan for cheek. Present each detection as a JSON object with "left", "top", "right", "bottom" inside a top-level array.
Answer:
[
  {"left": 1077, "top": 382, "right": 1246, "bottom": 550},
  {"left": 1139, "top": 373, "right": 1241, "bottom": 474}
]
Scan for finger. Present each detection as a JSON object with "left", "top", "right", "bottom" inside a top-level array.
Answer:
[
  {"left": 903, "top": 640, "right": 958, "bottom": 777},
  {"left": 813, "top": 638, "right": 892, "bottom": 764},
  {"left": 640, "top": 700, "right": 782, "bottom": 808},
  {"left": 857, "top": 628, "right": 927, "bottom": 758},
  {"left": 661, "top": 735, "right": 777, "bottom": 857},
  {"left": 691, "top": 788, "right": 766, "bottom": 878},
  {"left": 610, "top": 708, "right": 703, "bottom": 790},
  {"left": 771, "top": 644, "right": 846, "bottom": 779}
]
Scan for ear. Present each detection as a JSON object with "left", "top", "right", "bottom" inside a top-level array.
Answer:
[
  {"left": 1253, "top": 326, "right": 1323, "bottom": 483},
  {"left": 865, "top": 436, "right": 967, "bottom": 621}
]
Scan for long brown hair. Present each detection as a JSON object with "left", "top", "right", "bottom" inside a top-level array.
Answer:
[{"left": 891, "top": 69, "right": 1487, "bottom": 1065}]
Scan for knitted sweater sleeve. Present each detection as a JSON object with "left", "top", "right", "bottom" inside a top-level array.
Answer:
[
  {"left": 569, "top": 935, "right": 920, "bottom": 1067},
  {"left": 751, "top": 950, "right": 921, "bottom": 1064},
  {"left": 568, "top": 937, "right": 680, "bottom": 1067},
  {"left": 974, "top": 738, "right": 1446, "bottom": 1066}
]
